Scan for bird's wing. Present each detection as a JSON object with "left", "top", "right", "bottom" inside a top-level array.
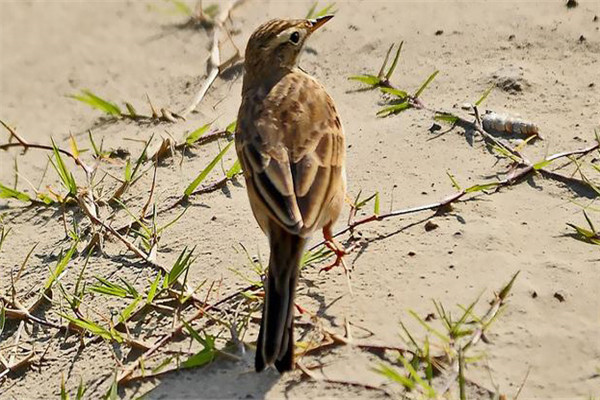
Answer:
[{"left": 236, "top": 72, "right": 345, "bottom": 235}]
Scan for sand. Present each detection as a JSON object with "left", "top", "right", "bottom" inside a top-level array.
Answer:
[{"left": 0, "top": 0, "right": 599, "bottom": 398}]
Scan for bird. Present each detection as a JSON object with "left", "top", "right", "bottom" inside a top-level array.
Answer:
[{"left": 234, "top": 15, "right": 347, "bottom": 373}]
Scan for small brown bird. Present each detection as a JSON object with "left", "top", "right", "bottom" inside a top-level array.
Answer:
[{"left": 235, "top": 16, "right": 346, "bottom": 372}]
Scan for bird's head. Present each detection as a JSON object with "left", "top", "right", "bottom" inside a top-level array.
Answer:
[{"left": 243, "top": 16, "right": 333, "bottom": 87}]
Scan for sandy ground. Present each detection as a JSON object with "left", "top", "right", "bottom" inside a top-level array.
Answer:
[{"left": 1, "top": 0, "right": 599, "bottom": 399}]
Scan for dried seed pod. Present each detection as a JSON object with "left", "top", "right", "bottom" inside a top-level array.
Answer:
[{"left": 482, "top": 112, "right": 539, "bottom": 136}]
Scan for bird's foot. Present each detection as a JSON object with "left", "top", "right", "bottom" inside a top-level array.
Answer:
[{"left": 319, "top": 240, "right": 355, "bottom": 274}]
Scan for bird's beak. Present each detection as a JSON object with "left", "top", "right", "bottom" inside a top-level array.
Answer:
[{"left": 308, "top": 15, "right": 333, "bottom": 33}]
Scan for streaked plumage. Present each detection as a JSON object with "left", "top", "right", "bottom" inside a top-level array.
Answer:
[{"left": 235, "top": 16, "right": 346, "bottom": 373}]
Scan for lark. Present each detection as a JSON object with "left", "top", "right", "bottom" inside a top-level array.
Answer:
[{"left": 235, "top": 16, "right": 347, "bottom": 372}]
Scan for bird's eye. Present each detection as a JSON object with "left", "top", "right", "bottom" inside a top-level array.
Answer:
[{"left": 290, "top": 31, "right": 300, "bottom": 44}]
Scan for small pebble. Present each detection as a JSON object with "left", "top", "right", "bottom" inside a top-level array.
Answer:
[
  {"left": 424, "top": 221, "right": 439, "bottom": 232},
  {"left": 435, "top": 30, "right": 444, "bottom": 36},
  {"left": 408, "top": 251, "right": 416, "bottom": 256},
  {"left": 566, "top": 0, "right": 578, "bottom": 8},
  {"left": 553, "top": 292, "right": 566, "bottom": 302},
  {"left": 579, "top": 35, "right": 586, "bottom": 42},
  {"left": 429, "top": 123, "right": 442, "bottom": 132}
]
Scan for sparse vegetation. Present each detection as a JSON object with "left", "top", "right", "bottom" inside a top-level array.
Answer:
[{"left": 1, "top": 0, "right": 598, "bottom": 398}]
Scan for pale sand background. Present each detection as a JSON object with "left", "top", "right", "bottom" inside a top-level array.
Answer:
[{"left": 1, "top": 0, "right": 599, "bottom": 398}]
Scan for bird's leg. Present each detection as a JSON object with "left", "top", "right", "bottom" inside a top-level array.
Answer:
[{"left": 319, "top": 224, "right": 354, "bottom": 273}]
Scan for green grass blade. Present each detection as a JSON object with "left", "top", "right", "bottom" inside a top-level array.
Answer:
[
  {"left": 158, "top": 207, "right": 188, "bottom": 235},
  {"left": 146, "top": 272, "right": 162, "bottom": 304},
  {"left": 124, "top": 160, "right": 132, "bottom": 182},
  {"left": 474, "top": 85, "right": 494, "bottom": 107},
  {"left": 226, "top": 159, "right": 242, "bottom": 179},
  {"left": 203, "top": 4, "right": 219, "bottom": 19},
  {"left": 61, "top": 314, "right": 120, "bottom": 342},
  {"left": 398, "top": 354, "right": 435, "bottom": 397},
  {"left": 533, "top": 158, "right": 552, "bottom": 170},
  {"left": 305, "top": 2, "right": 318, "bottom": 18},
  {"left": 45, "top": 242, "right": 77, "bottom": 290},
  {"left": 374, "top": 363, "right": 415, "bottom": 389},
  {"left": 414, "top": 70, "right": 439, "bottom": 98},
  {"left": 583, "top": 210, "right": 596, "bottom": 232},
  {"left": 385, "top": 41, "right": 403, "bottom": 80},
  {"left": 377, "top": 101, "right": 411, "bottom": 117},
  {"left": 167, "top": 247, "right": 195, "bottom": 287},
  {"left": 498, "top": 271, "right": 520, "bottom": 301},
  {"left": 89, "top": 276, "right": 130, "bottom": 298},
  {"left": 69, "top": 90, "right": 121, "bottom": 116},
  {"left": 459, "top": 350, "right": 466, "bottom": 400},
  {"left": 50, "top": 139, "right": 77, "bottom": 195},
  {"left": 434, "top": 112, "right": 459, "bottom": 124},
  {"left": 348, "top": 74, "right": 381, "bottom": 86},
  {"left": 0, "top": 183, "right": 32, "bottom": 203},
  {"left": 465, "top": 182, "right": 500, "bottom": 193},
  {"left": 182, "top": 319, "right": 207, "bottom": 346},
  {"left": 76, "top": 377, "right": 86, "bottom": 400},
  {"left": 130, "top": 136, "right": 152, "bottom": 182},
  {"left": 119, "top": 296, "right": 142, "bottom": 323},
  {"left": 408, "top": 309, "right": 450, "bottom": 342},
  {"left": 374, "top": 191, "right": 380, "bottom": 215},
  {"left": 186, "top": 123, "right": 212, "bottom": 145},
  {"left": 184, "top": 141, "right": 234, "bottom": 196},
  {"left": 61, "top": 373, "right": 69, "bottom": 400},
  {"left": 0, "top": 304, "right": 5, "bottom": 337},
  {"left": 105, "top": 373, "right": 118, "bottom": 400},
  {"left": 125, "top": 102, "right": 137, "bottom": 117},
  {"left": 446, "top": 170, "right": 461, "bottom": 191},
  {"left": 181, "top": 347, "right": 215, "bottom": 368},
  {"left": 226, "top": 120, "right": 237, "bottom": 133},
  {"left": 315, "top": 3, "right": 336, "bottom": 18},
  {"left": 379, "top": 87, "right": 408, "bottom": 99}
]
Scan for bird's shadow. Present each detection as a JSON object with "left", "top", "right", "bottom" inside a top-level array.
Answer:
[{"left": 131, "top": 352, "right": 281, "bottom": 399}]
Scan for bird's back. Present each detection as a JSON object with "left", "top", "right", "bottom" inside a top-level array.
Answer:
[{"left": 236, "top": 69, "right": 346, "bottom": 237}]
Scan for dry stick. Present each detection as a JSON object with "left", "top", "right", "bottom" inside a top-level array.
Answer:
[
  {"left": 181, "top": 0, "right": 244, "bottom": 117},
  {"left": 0, "top": 120, "right": 91, "bottom": 173},
  {"left": 308, "top": 139, "right": 599, "bottom": 253}
]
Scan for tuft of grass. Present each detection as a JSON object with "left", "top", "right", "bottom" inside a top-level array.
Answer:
[
  {"left": 165, "top": 247, "right": 196, "bottom": 288},
  {"left": 376, "top": 272, "right": 520, "bottom": 397},
  {"left": 69, "top": 90, "right": 122, "bottom": 117},
  {"left": 89, "top": 276, "right": 139, "bottom": 299}
]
